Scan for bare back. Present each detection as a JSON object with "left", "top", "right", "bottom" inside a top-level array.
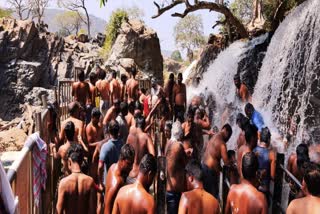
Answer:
[
  {"left": 173, "top": 83, "right": 186, "bottom": 106},
  {"left": 126, "top": 78, "right": 139, "bottom": 103},
  {"left": 72, "top": 82, "right": 90, "bottom": 105},
  {"left": 96, "top": 80, "right": 110, "bottom": 101},
  {"left": 287, "top": 196, "right": 320, "bottom": 214},
  {"left": 110, "top": 79, "right": 121, "bottom": 103},
  {"left": 57, "top": 173, "right": 95, "bottom": 214}
]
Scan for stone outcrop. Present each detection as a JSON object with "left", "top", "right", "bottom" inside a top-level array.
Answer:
[{"left": 106, "top": 20, "right": 163, "bottom": 83}]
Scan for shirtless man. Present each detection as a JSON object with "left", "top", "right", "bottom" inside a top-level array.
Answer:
[
  {"left": 110, "top": 71, "right": 121, "bottom": 106},
  {"left": 112, "top": 154, "right": 157, "bottom": 214},
  {"left": 89, "top": 72, "right": 98, "bottom": 107},
  {"left": 104, "top": 144, "right": 135, "bottom": 214},
  {"left": 126, "top": 67, "right": 139, "bottom": 104},
  {"left": 116, "top": 102, "right": 129, "bottom": 143},
  {"left": 127, "top": 116, "right": 155, "bottom": 184},
  {"left": 202, "top": 124, "right": 232, "bottom": 199},
  {"left": 178, "top": 159, "right": 220, "bottom": 214},
  {"left": 59, "top": 102, "right": 87, "bottom": 151},
  {"left": 287, "top": 163, "right": 320, "bottom": 214},
  {"left": 96, "top": 68, "right": 110, "bottom": 118},
  {"left": 72, "top": 70, "right": 91, "bottom": 122},
  {"left": 237, "top": 124, "right": 258, "bottom": 178},
  {"left": 56, "top": 144, "right": 96, "bottom": 214},
  {"left": 236, "top": 113, "right": 250, "bottom": 149},
  {"left": 166, "top": 121, "right": 187, "bottom": 214},
  {"left": 119, "top": 74, "right": 128, "bottom": 102},
  {"left": 287, "top": 143, "right": 310, "bottom": 201},
  {"left": 173, "top": 73, "right": 187, "bottom": 121},
  {"left": 225, "top": 152, "right": 268, "bottom": 214},
  {"left": 233, "top": 74, "right": 251, "bottom": 102},
  {"left": 165, "top": 73, "right": 175, "bottom": 110},
  {"left": 103, "top": 99, "right": 120, "bottom": 128}
]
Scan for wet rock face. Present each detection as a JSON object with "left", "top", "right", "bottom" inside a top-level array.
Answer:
[{"left": 106, "top": 20, "right": 163, "bottom": 83}]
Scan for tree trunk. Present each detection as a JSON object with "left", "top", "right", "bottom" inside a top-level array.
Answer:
[
  {"left": 83, "top": 7, "right": 90, "bottom": 37},
  {"left": 187, "top": 48, "right": 194, "bottom": 62}
]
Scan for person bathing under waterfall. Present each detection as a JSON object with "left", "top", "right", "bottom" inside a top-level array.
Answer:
[{"left": 233, "top": 74, "right": 252, "bottom": 102}]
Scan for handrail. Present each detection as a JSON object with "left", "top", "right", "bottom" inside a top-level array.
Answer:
[
  {"left": 280, "top": 164, "right": 302, "bottom": 189},
  {"left": 7, "top": 133, "right": 38, "bottom": 183}
]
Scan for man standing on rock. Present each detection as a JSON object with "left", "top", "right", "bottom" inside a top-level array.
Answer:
[
  {"left": 234, "top": 74, "right": 252, "bottom": 102},
  {"left": 96, "top": 68, "right": 110, "bottom": 118},
  {"left": 112, "top": 154, "right": 157, "bottom": 214},
  {"left": 202, "top": 124, "right": 232, "bottom": 199},
  {"left": 126, "top": 67, "right": 140, "bottom": 104},
  {"left": 173, "top": 73, "right": 187, "bottom": 121},
  {"left": 110, "top": 70, "right": 121, "bottom": 106}
]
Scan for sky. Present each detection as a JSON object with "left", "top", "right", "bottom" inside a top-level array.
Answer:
[{"left": 1, "top": 0, "right": 220, "bottom": 51}]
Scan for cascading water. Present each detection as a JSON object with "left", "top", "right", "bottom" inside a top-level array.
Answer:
[{"left": 253, "top": 0, "right": 320, "bottom": 151}]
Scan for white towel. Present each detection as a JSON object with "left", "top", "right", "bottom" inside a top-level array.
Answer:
[{"left": 0, "top": 161, "right": 16, "bottom": 214}]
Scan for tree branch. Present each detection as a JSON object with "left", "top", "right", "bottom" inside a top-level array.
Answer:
[
  {"left": 212, "top": 20, "right": 226, "bottom": 30},
  {"left": 151, "top": 0, "right": 184, "bottom": 19}
]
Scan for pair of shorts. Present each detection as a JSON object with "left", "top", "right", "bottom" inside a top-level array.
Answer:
[
  {"left": 100, "top": 100, "right": 109, "bottom": 117},
  {"left": 166, "top": 191, "right": 181, "bottom": 214},
  {"left": 201, "top": 163, "right": 219, "bottom": 199}
]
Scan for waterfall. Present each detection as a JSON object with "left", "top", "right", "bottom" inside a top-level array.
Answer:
[{"left": 253, "top": 0, "right": 320, "bottom": 152}]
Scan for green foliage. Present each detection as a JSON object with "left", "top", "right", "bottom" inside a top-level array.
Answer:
[
  {"left": 102, "top": 9, "right": 128, "bottom": 57},
  {"left": 171, "top": 50, "right": 183, "bottom": 62},
  {"left": 230, "top": 0, "right": 252, "bottom": 24},
  {"left": 173, "top": 14, "right": 205, "bottom": 59},
  {"left": 0, "top": 8, "right": 12, "bottom": 18},
  {"left": 78, "top": 28, "right": 87, "bottom": 36}
]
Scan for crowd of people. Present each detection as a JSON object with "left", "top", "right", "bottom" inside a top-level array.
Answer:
[{"left": 49, "top": 67, "right": 320, "bottom": 214}]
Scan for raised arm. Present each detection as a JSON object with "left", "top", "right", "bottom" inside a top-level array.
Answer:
[{"left": 221, "top": 142, "right": 230, "bottom": 166}]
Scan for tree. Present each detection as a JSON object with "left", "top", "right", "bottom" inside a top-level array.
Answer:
[
  {"left": 230, "top": 0, "right": 252, "bottom": 24},
  {"left": 29, "top": 0, "right": 50, "bottom": 27},
  {"left": 58, "top": 0, "right": 91, "bottom": 37},
  {"left": 55, "top": 11, "right": 83, "bottom": 35},
  {"left": 174, "top": 14, "right": 205, "bottom": 62},
  {"left": 102, "top": 9, "right": 128, "bottom": 57},
  {"left": 7, "top": 0, "right": 31, "bottom": 20},
  {"left": 123, "top": 5, "right": 145, "bottom": 20},
  {"left": 171, "top": 50, "right": 183, "bottom": 62},
  {"left": 0, "top": 8, "right": 12, "bottom": 18}
]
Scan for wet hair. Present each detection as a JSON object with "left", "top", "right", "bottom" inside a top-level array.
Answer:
[
  {"left": 68, "top": 102, "right": 80, "bottom": 115},
  {"left": 112, "top": 70, "right": 117, "bottom": 78},
  {"left": 136, "top": 116, "right": 146, "bottom": 129},
  {"left": 131, "top": 67, "right": 137, "bottom": 76},
  {"left": 304, "top": 163, "right": 320, "bottom": 196},
  {"left": 134, "top": 101, "right": 143, "bottom": 111},
  {"left": 91, "top": 107, "right": 101, "bottom": 118},
  {"left": 260, "top": 127, "right": 271, "bottom": 144},
  {"left": 65, "top": 121, "right": 75, "bottom": 141},
  {"left": 222, "top": 123, "right": 233, "bottom": 140},
  {"left": 178, "top": 73, "right": 183, "bottom": 80},
  {"left": 120, "top": 102, "right": 128, "bottom": 115},
  {"left": 236, "top": 113, "right": 250, "bottom": 130},
  {"left": 78, "top": 70, "right": 85, "bottom": 82},
  {"left": 108, "top": 120, "right": 120, "bottom": 138},
  {"left": 185, "top": 159, "right": 203, "bottom": 182},
  {"left": 242, "top": 152, "right": 259, "bottom": 180},
  {"left": 234, "top": 73, "right": 240, "bottom": 81},
  {"left": 89, "top": 72, "right": 97, "bottom": 83},
  {"left": 98, "top": 69, "right": 106, "bottom": 80},
  {"left": 245, "top": 103, "right": 255, "bottom": 115},
  {"left": 165, "top": 121, "right": 173, "bottom": 130},
  {"left": 227, "top": 150, "right": 236, "bottom": 159},
  {"left": 187, "top": 107, "right": 195, "bottom": 119},
  {"left": 121, "top": 74, "right": 127, "bottom": 81},
  {"left": 140, "top": 88, "right": 146, "bottom": 94},
  {"left": 169, "top": 73, "right": 174, "bottom": 80},
  {"left": 244, "top": 124, "right": 258, "bottom": 143},
  {"left": 119, "top": 144, "right": 135, "bottom": 162},
  {"left": 128, "top": 101, "right": 135, "bottom": 114},
  {"left": 67, "top": 143, "right": 84, "bottom": 165},
  {"left": 139, "top": 154, "right": 157, "bottom": 175},
  {"left": 171, "top": 121, "right": 183, "bottom": 141},
  {"left": 296, "top": 144, "right": 310, "bottom": 170}
]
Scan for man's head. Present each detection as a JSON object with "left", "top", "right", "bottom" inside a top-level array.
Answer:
[
  {"left": 91, "top": 108, "right": 101, "bottom": 125},
  {"left": 108, "top": 120, "right": 120, "bottom": 138},
  {"left": 134, "top": 101, "right": 143, "bottom": 116},
  {"left": 221, "top": 124, "right": 233, "bottom": 142},
  {"left": 228, "top": 150, "right": 236, "bottom": 163},
  {"left": 67, "top": 143, "right": 84, "bottom": 169},
  {"left": 234, "top": 73, "right": 241, "bottom": 89},
  {"left": 131, "top": 67, "right": 137, "bottom": 77},
  {"left": 182, "top": 137, "right": 193, "bottom": 158},
  {"left": 244, "top": 124, "right": 258, "bottom": 148},
  {"left": 112, "top": 70, "right": 117, "bottom": 79},
  {"left": 98, "top": 69, "right": 106, "bottom": 80},
  {"left": 89, "top": 72, "right": 97, "bottom": 85},
  {"left": 113, "top": 99, "right": 121, "bottom": 112},
  {"left": 244, "top": 103, "right": 255, "bottom": 119},
  {"left": 236, "top": 113, "right": 250, "bottom": 130},
  {"left": 187, "top": 108, "right": 195, "bottom": 123},
  {"left": 171, "top": 121, "right": 183, "bottom": 141},
  {"left": 177, "top": 73, "right": 183, "bottom": 84},
  {"left": 169, "top": 73, "right": 174, "bottom": 82},
  {"left": 296, "top": 143, "right": 310, "bottom": 170},
  {"left": 78, "top": 70, "right": 85, "bottom": 82},
  {"left": 303, "top": 163, "right": 320, "bottom": 196},
  {"left": 68, "top": 102, "right": 81, "bottom": 118},
  {"left": 185, "top": 159, "right": 203, "bottom": 190},
  {"left": 164, "top": 121, "right": 173, "bottom": 139},
  {"left": 65, "top": 121, "right": 75, "bottom": 141},
  {"left": 136, "top": 116, "right": 146, "bottom": 130},
  {"left": 260, "top": 127, "right": 271, "bottom": 145},
  {"left": 121, "top": 74, "right": 127, "bottom": 83},
  {"left": 151, "top": 78, "right": 157, "bottom": 89},
  {"left": 139, "top": 154, "right": 157, "bottom": 188},
  {"left": 242, "top": 152, "right": 259, "bottom": 181},
  {"left": 118, "top": 144, "right": 135, "bottom": 177},
  {"left": 120, "top": 102, "right": 128, "bottom": 117}
]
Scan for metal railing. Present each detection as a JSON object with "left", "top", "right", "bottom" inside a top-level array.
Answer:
[{"left": 58, "top": 79, "right": 74, "bottom": 121}]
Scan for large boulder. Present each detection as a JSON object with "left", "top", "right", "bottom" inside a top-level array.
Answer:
[{"left": 106, "top": 20, "right": 163, "bottom": 83}]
